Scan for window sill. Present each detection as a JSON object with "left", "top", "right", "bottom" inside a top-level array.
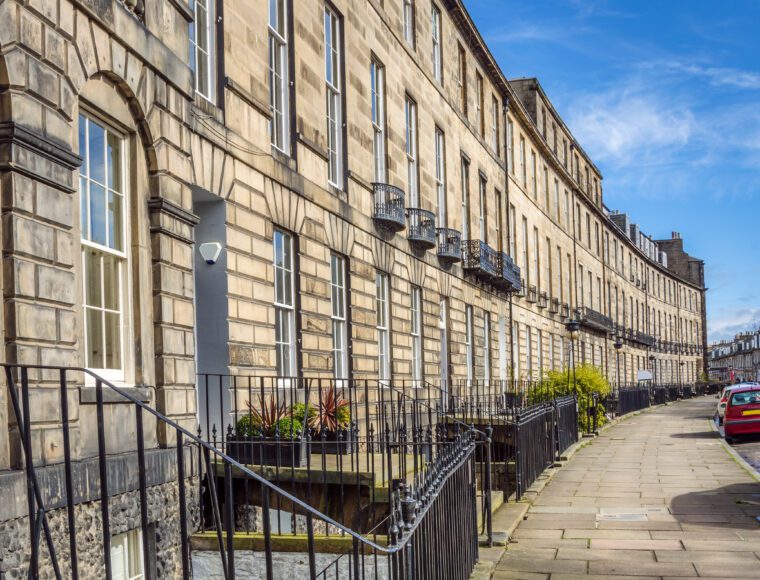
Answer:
[{"left": 79, "top": 385, "right": 153, "bottom": 405}]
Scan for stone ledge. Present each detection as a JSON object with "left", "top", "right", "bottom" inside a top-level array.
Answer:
[
  {"left": 79, "top": 385, "right": 153, "bottom": 404},
  {"left": 0, "top": 447, "right": 196, "bottom": 522}
]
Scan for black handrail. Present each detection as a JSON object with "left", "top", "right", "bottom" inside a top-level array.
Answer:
[{"left": 5, "top": 364, "right": 480, "bottom": 580}]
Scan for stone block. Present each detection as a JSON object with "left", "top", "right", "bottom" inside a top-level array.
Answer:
[{"left": 36, "top": 264, "right": 75, "bottom": 303}]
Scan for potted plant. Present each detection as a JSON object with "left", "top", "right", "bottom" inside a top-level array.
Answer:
[
  {"left": 227, "top": 396, "right": 307, "bottom": 467},
  {"left": 309, "top": 387, "right": 354, "bottom": 455}
]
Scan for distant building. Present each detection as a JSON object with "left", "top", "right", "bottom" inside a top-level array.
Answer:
[{"left": 708, "top": 331, "right": 760, "bottom": 382}]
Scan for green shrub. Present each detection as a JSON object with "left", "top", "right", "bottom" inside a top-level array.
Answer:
[
  {"left": 291, "top": 402, "right": 317, "bottom": 425},
  {"left": 536, "top": 363, "right": 612, "bottom": 431},
  {"left": 235, "top": 413, "right": 303, "bottom": 439}
]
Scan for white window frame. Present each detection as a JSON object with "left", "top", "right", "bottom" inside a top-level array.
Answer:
[
  {"left": 461, "top": 156, "right": 470, "bottom": 240},
  {"left": 80, "top": 113, "right": 130, "bottom": 385},
  {"left": 110, "top": 528, "right": 144, "bottom": 580},
  {"left": 269, "top": 0, "right": 290, "bottom": 153},
  {"left": 465, "top": 305, "right": 474, "bottom": 383},
  {"left": 370, "top": 59, "right": 386, "bottom": 182},
  {"left": 431, "top": 4, "right": 442, "bottom": 83},
  {"left": 405, "top": 96, "right": 418, "bottom": 207},
  {"left": 376, "top": 272, "right": 391, "bottom": 382},
  {"left": 411, "top": 286, "right": 423, "bottom": 384},
  {"left": 483, "top": 313, "right": 491, "bottom": 384},
  {"left": 403, "top": 0, "right": 415, "bottom": 48},
  {"left": 512, "top": 322, "right": 520, "bottom": 379},
  {"left": 274, "top": 229, "right": 297, "bottom": 378},
  {"left": 190, "top": 0, "right": 215, "bottom": 103},
  {"left": 435, "top": 127, "right": 446, "bottom": 225},
  {"left": 519, "top": 136, "right": 526, "bottom": 187},
  {"left": 548, "top": 333, "right": 554, "bottom": 369},
  {"left": 478, "top": 175, "right": 486, "bottom": 242},
  {"left": 537, "top": 329, "right": 543, "bottom": 374},
  {"left": 330, "top": 254, "right": 348, "bottom": 380},
  {"left": 325, "top": 7, "right": 343, "bottom": 188},
  {"left": 491, "top": 96, "right": 499, "bottom": 153},
  {"left": 525, "top": 326, "right": 532, "bottom": 379}
]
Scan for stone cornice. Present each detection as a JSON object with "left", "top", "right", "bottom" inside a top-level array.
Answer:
[{"left": 147, "top": 197, "right": 199, "bottom": 227}]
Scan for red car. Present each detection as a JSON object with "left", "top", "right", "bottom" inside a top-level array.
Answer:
[{"left": 724, "top": 385, "right": 760, "bottom": 442}]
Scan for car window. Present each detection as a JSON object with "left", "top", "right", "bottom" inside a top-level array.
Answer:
[{"left": 730, "top": 391, "right": 760, "bottom": 406}]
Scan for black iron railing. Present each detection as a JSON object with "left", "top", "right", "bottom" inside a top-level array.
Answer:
[
  {"left": 500, "top": 253, "right": 521, "bottom": 292},
  {"left": 554, "top": 396, "right": 578, "bottom": 460},
  {"left": 575, "top": 306, "right": 614, "bottom": 333},
  {"left": 6, "top": 365, "right": 480, "bottom": 580},
  {"left": 372, "top": 182, "right": 405, "bottom": 231},
  {"left": 406, "top": 207, "right": 436, "bottom": 249},
  {"left": 462, "top": 239, "right": 500, "bottom": 279},
  {"left": 436, "top": 227, "right": 462, "bottom": 262}
]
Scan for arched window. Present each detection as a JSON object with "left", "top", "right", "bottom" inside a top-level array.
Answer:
[{"left": 79, "top": 112, "right": 129, "bottom": 383}]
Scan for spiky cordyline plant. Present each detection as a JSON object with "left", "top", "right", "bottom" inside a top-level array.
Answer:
[{"left": 310, "top": 386, "right": 351, "bottom": 432}]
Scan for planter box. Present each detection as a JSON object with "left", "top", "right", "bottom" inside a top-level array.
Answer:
[
  {"left": 310, "top": 429, "right": 354, "bottom": 455},
  {"left": 227, "top": 436, "right": 307, "bottom": 468}
]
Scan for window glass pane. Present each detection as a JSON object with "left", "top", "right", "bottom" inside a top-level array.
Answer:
[
  {"left": 108, "top": 191, "right": 123, "bottom": 252},
  {"left": 107, "top": 132, "right": 122, "bottom": 193},
  {"left": 196, "top": 1, "right": 208, "bottom": 51},
  {"left": 103, "top": 253, "right": 120, "bottom": 311},
  {"left": 197, "top": 50, "right": 209, "bottom": 96},
  {"left": 89, "top": 183, "right": 107, "bottom": 246},
  {"left": 88, "top": 121, "right": 105, "bottom": 185},
  {"left": 86, "top": 308, "right": 104, "bottom": 369},
  {"left": 80, "top": 176, "right": 88, "bottom": 239},
  {"left": 104, "top": 311, "right": 122, "bottom": 370},
  {"left": 79, "top": 116, "right": 88, "bottom": 173},
  {"left": 85, "top": 249, "right": 102, "bottom": 308}
]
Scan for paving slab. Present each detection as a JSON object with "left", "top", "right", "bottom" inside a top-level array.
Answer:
[{"left": 493, "top": 398, "right": 760, "bottom": 579}]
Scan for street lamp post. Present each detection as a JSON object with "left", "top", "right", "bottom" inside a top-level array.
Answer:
[
  {"left": 565, "top": 320, "right": 580, "bottom": 395},
  {"left": 649, "top": 354, "right": 657, "bottom": 387},
  {"left": 614, "top": 338, "right": 623, "bottom": 387},
  {"left": 679, "top": 361, "right": 685, "bottom": 390}
]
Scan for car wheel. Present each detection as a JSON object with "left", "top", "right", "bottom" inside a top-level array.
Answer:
[{"left": 725, "top": 435, "right": 735, "bottom": 444}]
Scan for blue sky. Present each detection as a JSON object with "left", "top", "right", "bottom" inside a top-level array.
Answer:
[{"left": 467, "top": 0, "right": 760, "bottom": 342}]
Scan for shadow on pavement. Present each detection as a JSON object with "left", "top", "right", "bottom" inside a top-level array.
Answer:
[
  {"left": 670, "top": 483, "right": 760, "bottom": 530},
  {"left": 669, "top": 431, "right": 717, "bottom": 439}
]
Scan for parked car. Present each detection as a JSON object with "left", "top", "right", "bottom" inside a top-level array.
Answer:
[
  {"left": 716, "top": 383, "right": 759, "bottom": 424},
  {"left": 724, "top": 385, "right": 760, "bottom": 442}
]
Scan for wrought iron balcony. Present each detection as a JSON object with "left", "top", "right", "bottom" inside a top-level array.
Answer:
[
  {"left": 516, "top": 278, "right": 527, "bottom": 297},
  {"left": 550, "top": 298, "right": 560, "bottom": 314},
  {"left": 462, "top": 239, "right": 500, "bottom": 280},
  {"left": 575, "top": 306, "right": 614, "bottom": 333},
  {"left": 538, "top": 291, "right": 549, "bottom": 309},
  {"left": 117, "top": 0, "right": 145, "bottom": 20},
  {"left": 633, "top": 330, "right": 656, "bottom": 346},
  {"left": 406, "top": 208, "right": 436, "bottom": 249},
  {"left": 436, "top": 227, "right": 462, "bottom": 262},
  {"left": 500, "top": 253, "right": 522, "bottom": 292},
  {"left": 561, "top": 302, "right": 570, "bottom": 318},
  {"left": 372, "top": 182, "right": 405, "bottom": 231},
  {"left": 526, "top": 285, "right": 538, "bottom": 303}
]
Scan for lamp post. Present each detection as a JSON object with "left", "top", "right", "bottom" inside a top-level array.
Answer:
[
  {"left": 649, "top": 354, "right": 656, "bottom": 387},
  {"left": 565, "top": 320, "right": 580, "bottom": 396},
  {"left": 679, "top": 361, "right": 685, "bottom": 390},
  {"left": 614, "top": 338, "right": 623, "bottom": 387}
]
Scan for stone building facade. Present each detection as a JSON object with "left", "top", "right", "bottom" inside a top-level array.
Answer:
[
  {"left": 708, "top": 331, "right": 760, "bottom": 383},
  {"left": 0, "top": 0, "right": 707, "bottom": 576}
]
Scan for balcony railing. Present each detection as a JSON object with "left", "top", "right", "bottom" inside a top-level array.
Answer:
[
  {"left": 372, "top": 182, "right": 405, "bottom": 231},
  {"left": 516, "top": 278, "right": 527, "bottom": 297},
  {"left": 462, "top": 239, "right": 500, "bottom": 280},
  {"left": 436, "top": 227, "right": 462, "bottom": 262},
  {"left": 527, "top": 285, "right": 538, "bottom": 303},
  {"left": 406, "top": 208, "right": 436, "bottom": 249},
  {"left": 118, "top": 0, "right": 145, "bottom": 20},
  {"left": 575, "top": 306, "right": 614, "bottom": 333},
  {"left": 500, "top": 253, "right": 522, "bottom": 292},
  {"left": 538, "top": 291, "right": 549, "bottom": 309},
  {"left": 550, "top": 298, "right": 560, "bottom": 314}
]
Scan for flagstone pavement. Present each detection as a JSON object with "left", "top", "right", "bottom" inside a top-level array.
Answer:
[{"left": 494, "top": 398, "right": 760, "bottom": 579}]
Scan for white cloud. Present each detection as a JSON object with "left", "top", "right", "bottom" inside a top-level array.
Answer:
[
  {"left": 667, "top": 62, "right": 760, "bottom": 90},
  {"left": 565, "top": 82, "right": 695, "bottom": 166},
  {"left": 708, "top": 307, "right": 760, "bottom": 342}
]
